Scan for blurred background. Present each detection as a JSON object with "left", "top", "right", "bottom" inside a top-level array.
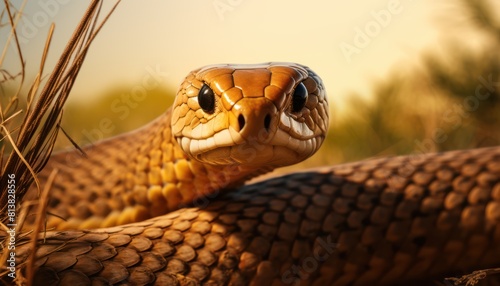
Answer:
[{"left": 1, "top": 0, "right": 499, "bottom": 174}]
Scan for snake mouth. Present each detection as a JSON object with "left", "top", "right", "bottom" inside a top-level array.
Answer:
[
  {"left": 178, "top": 125, "right": 325, "bottom": 167},
  {"left": 176, "top": 106, "right": 326, "bottom": 167}
]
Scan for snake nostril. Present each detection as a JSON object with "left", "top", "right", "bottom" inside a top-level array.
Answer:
[
  {"left": 264, "top": 114, "right": 271, "bottom": 131},
  {"left": 238, "top": 114, "right": 246, "bottom": 131}
]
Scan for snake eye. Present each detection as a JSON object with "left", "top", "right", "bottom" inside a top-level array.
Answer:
[
  {"left": 198, "top": 84, "right": 215, "bottom": 113},
  {"left": 291, "top": 82, "right": 308, "bottom": 112}
]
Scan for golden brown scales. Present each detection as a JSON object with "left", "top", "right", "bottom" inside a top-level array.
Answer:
[{"left": 4, "top": 64, "right": 500, "bottom": 285}]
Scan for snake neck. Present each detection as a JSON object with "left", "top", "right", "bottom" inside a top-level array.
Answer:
[
  {"left": 122, "top": 108, "right": 271, "bottom": 220},
  {"left": 37, "top": 107, "right": 272, "bottom": 229}
]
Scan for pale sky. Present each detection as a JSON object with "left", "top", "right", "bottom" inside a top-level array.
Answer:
[{"left": 1, "top": 0, "right": 486, "bottom": 115}]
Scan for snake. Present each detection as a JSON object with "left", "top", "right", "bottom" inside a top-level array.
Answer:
[{"left": 2, "top": 63, "right": 500, "bottom": 285}]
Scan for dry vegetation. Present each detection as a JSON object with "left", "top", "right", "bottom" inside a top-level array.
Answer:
[
  {"left": 0, "top": 1, "right": 121, "bottom": 284},
  {"left": 0, "top": 0, "right": 499, "bottom": 285}
]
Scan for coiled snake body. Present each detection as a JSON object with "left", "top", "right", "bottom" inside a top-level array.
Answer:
[{"left": 4, "top": 63, "right": 500, "bottom": 285}]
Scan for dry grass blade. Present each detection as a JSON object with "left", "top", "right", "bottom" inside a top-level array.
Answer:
[
  {"left": 446, "top": 268, "right": 500, "bottom": 285},
  {"left": 0, "top": 0, "right": 121, "bottom": 223},
  {"left": 0, "top": 0, "right": 122, "bottom": 284},
  {"left": 24, "top": 169, "right": 57, "bottom": 284}
]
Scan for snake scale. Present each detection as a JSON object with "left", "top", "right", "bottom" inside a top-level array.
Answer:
[{"left": 2, "top": 63, "right": 500, "bottom": 285}]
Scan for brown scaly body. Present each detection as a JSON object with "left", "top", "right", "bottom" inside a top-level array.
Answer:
[
  {"left": 24, "top": 63, "right": 328, "bottom": 230},
  {"left": 12, "top": 146, "right": 500, "bottom": 285},
  {"left": 25, "top": 110, "right": 262, "bottom": 230},
  {"left": 3, "top": 63, "right": 500, "bottom": 285}
]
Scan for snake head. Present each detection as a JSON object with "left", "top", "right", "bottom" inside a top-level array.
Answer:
[{"left": 171, "top": 63, "right": 329, "bottom": 168}]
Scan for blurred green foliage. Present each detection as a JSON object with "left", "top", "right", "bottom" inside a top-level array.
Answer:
[
  {"left": 310, "top": 0, "right": 500, "bottom": 168},
  {"left": 54, "top": 85, "right": 175, "bottom": 149},
  {"left": 0, "top": 83, "right": 176, "bottom": 151}
]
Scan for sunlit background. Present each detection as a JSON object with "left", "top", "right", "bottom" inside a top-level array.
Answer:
[
  {"left": 5, "top": 0, "right": 440, "bottom": 102},
  {"left": 2, "top": 0, "right": 500, "bottom": 174}
]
